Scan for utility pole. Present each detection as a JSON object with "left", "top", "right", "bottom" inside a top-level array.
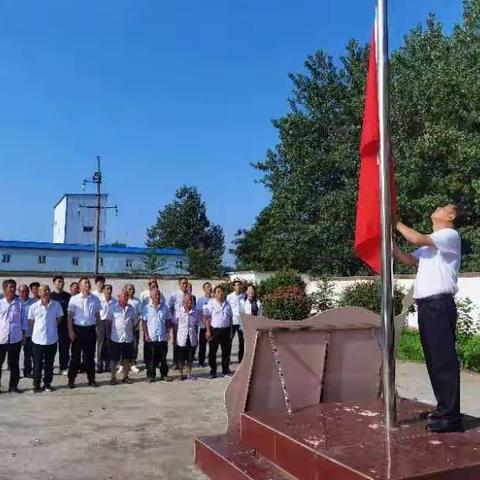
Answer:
[{"left": 80, "top": 156, "right": 118, "bottom": 276}]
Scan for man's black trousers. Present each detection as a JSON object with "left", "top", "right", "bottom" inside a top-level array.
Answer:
[
  {"left": 68, "top": 325, "right": 97, "bottom": 383},
  {"left": 32, "top": 342, "right": 57, "bottom": 388},
  {"left": 0, "top": 341, "right": 22, "bottom": 389},
  {"left": 208, "top": 327, "right": 231, "bottom": 375},
  {"left": 417, "top": 294, "right": 460, "bottom": 419}
]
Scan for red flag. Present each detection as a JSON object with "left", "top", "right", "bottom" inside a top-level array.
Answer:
[{"left": 354, "top": 33, "right": 396, "bottom": 273}]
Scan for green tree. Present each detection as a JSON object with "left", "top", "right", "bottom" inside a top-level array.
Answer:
[
  {"left": 146, "top": 186, "right": 225, "bottom": 276},
  {"left": 233, "top": 3, "right": 480, "bottom": 275}
]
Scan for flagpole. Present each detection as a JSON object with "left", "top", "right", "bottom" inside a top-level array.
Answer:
[{"left": 377, "top": 0, "right": 396, "bottom": 429}]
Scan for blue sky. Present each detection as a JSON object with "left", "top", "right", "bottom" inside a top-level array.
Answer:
[{"left": 0, "top": 1, "right": 463, "bottom": 264}]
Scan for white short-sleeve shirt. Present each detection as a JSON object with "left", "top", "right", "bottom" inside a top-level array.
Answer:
[
  {"left": 100, "top": 298, "right": 118, "bottom": 321},
  {"left": 168, "top": 290, "right": 186, "bottom": 324},
  {"left": 67, "top": 293, "right": 101, "bottom": 327},
  {"left": 226, "top": 292, "right": 245, "bottom": 326},
  {"left": 110, "top": 303, "right": 136, "bottom": 343},
  {"left": 142, "top": 302, "right": 171, "bottom": 342},
  {"left": 413, "top": 228, "right": 461, "bottom": 299},
  {"left": 0, "top": 297, "right": 24, "bottom": 344},
  {"left": 28, "top": 300, "right": 63, "bottom": 345},
  {"left": 204, "top": 300, "right": 233, "bottom": 329},
  {"left": 176, "top": 307, "right": 199, "bottom": 347},
  {"left": 195, "top": 296, "right": 212, "bottom": 329},
  {"left": 21, "top": 298, "right": 37, "bottom": 337}
]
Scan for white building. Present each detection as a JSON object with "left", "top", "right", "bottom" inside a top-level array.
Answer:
[
  {"left": 0, "top": 240, "right": 187, "bottom": 276},
  {"left": 53, "top": 193, "right": 108, "bottom": 244}
]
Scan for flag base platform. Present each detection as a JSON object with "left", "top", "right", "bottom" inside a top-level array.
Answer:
[{"left": 195, "top": 398, "right": 480, "bottom": 480}]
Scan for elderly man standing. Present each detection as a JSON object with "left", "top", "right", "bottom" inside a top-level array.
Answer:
[
  {"left": 0, "top": 279, "right": 24, "bottom": 393},
  {"left": 205, "top": 286, "right": 233, "bottom": 379},
  {"left": 28, "top": 285, "right": 63, "bottom": 393},
  {"left": 226, "top": 280, "right": 246, "bottom": 363},
  {"left": 176, "top": 293, "right": 200, "bottom": 380},
  {"left": 18, "top": 284, "right": 36, "bottom": 379},
  {"left": 142, "top": 289, "right": 172, "bottom": 382},
  {"left": 196, "top": 282, "right": 213, "bottom": 368},
  {"left": 168, "top": 277, "right": 189, "bottom": 369},
  {"left": 97, "top": 284, "right": 116, "bottom": 373},
  {"left": 67, "top": 277, "right": 101, "bottom": 388},
  {"left": 126, "top": 283, "right": 142, "bottom": 373}
]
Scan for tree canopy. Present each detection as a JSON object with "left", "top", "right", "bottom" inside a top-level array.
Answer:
[
  {"left": 233, "top": 1, "right": 480, "bottom": 275},
  {"left": 146, "top": 186, "right": 225, "bottom": 277}
]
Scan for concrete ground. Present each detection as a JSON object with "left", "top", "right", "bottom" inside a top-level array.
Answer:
[{"left": 0, "top": 355, "right": 479, "bottom": 480}]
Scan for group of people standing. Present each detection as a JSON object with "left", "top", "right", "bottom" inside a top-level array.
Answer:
[{"left": 0, "top": 274, "right": 262, "bottom": 394}]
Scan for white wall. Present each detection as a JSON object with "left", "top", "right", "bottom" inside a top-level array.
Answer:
[{"left": 53, "top": 196, "right": 67, "bottom": 243}]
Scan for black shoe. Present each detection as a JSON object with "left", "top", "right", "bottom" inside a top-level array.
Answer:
[
  {"left": 68, "top": 381, "right": 76, "bottom": 389},
  {"left": 223, "top": 370, "right": 234, "bottom": 377},
  {"left": 209, "top": 371, "right": 217, "bottom": 379},
  {"left": 426, "top": 418, "right": 464, "bottom": 433},
  {"left": 9, "top": 387, "right": 23, "bottom": 394},
  {"left": 419, "top": 409, "right": 444, "bottom": 421},
  {"left": 88, "top": 381, "right": 99, "bottom": 388},
  {"left": 33, "top": 386, "right": 44, "bottom": 393},
  {"left": 23, "top": 373, "right": 32, "bottom": 379},
  {"left": 44, "top": 385, "right": 55, "bottom": 392},
  {"left": 147, "top": 377, "right": 156, "bottom": 383},
  {"left": 198, "top": 363, "right": 205, "bottom": 368},
  {"left": 96, "top": 367, "right": 103, "bottom": 374}
]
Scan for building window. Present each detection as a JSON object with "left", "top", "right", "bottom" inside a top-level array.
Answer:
[
  {"left": 176, "top": 260, "right": 183, "bottom": 269},
  {"left": 38, "top": 255, "right": 46, "bottom": 264},
  {"left": 83, "top": 226, "right": 94, "bottom": 232},
  {"left": 72, "top": 257, "right": 79, "bottom": 266},
  {"left": 1, "top": 254, "right": 11, "bottom": 264},
  {"left": 126, "top": 259, "right": 133, "bottom": 268}
]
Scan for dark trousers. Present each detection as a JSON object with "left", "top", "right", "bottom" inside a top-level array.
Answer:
[
  {"left": 208, "top": 327, "right": 232, "bottom": 375},
  {"left": 231, "top": 325, "right": 244, "bottom": 363},
  {"left": 32, "top": 342, "right": 57, "bottom": 387},
  {"left": 58, "top": 322, "right": 71, "bottom": 371},
  {"left": 179, "top": 337, "right": 196, "bottom": 366},
  {"left": 96, "top": 321, "right": 111, "bottom": 367},
  {"left": 145, "top": 341, "right": 168, "bottom": 379},
  {"left": 23, "top": 336, "right": 34, "bottom": 376},
  {"left": 198, "top": 328, "right": 208, "bottom": 366},
  {"left": 0, "top": 341, "right": 22, "bottom": 389},
  {"left": 68, "top": 325, "right": 97, "bottom": 383},
  {"left": 172, "top": 325, "right": 180, "bottom": 367},
  {"left": 417, "top": 294, "right": 461, "bottom": 418},
  {"left": 132, "top": 329, "right": 140, "bottom": 363}
]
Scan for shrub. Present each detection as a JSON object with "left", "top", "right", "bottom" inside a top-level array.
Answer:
[
  {"left": 338, "top": 280, "right": 405, "bottom": 316},
  {"left": 462, "top": 336, "right": 480, "bottom": 373},
  {"left": 258, "top": 270, "right": 305, "bottom": 299},
  {"left": 262, "top": 286, "right": 312, "bottom": 320},
  {"left": 396, "top": 329, "right": 424, "bottom": 362},
  {"left": 310, "top": 277, "right": 336, "bottom": 312}
]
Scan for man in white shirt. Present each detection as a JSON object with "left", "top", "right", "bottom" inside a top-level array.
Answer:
[
  {"left": 126, "top": 283, "right": 142, "bottom": 373},
  {"left": 28, "top": 285, "right": 63, "bottom": 393},
  {"left": 18, "top": 284, "right": 36, "bottom": 378},
  {"left": 196, "top": 282, "right": 213, "bottom": 367},
  {"left": 109, "top": 289, "right": 136, "bottom": 385},
  {"left": 92, "top": 276, "right": 106, "bottom": 301},
  {"left": 394, "top": 204, "right": 465, "bottom": 433},
  {"left": 226, "top": 280, "right": 246, "bottom": 363},
  {"left": 0, "top": 279, "right": 24, "bottom": 393},
  {"left": 205, "top": 285, "right": 233, "bottom": 378},
  {"left": 67, "top": 277, "right": 101, "bottom": 388},
  {"left": 168, "top": 277, "right": 189, "bottom": 369},
  {"left": 176, "top": 293, "right": 200, "bottom": 380},
  {"left": 50, "top": 275, "right": 71, "bottom": 375},
  {"left": 97, "top": 284, "right": 117, "bottom": 374},
  {"left": 143, "top": 289, "right": 172, "bottom": 382}
]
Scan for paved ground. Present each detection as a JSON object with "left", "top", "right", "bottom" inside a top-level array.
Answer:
[{"left": 0, "top": 358, "right": 479, "bottom": 480}]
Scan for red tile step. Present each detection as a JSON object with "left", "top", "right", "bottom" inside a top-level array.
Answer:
[
  {"left": 195, "top": 432, "right": 293, "bottom": 480},
  {"left": 240, "top": 399, "right": 480, "bottom": 480}
]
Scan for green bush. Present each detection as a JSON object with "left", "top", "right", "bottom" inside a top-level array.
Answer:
[
  {"left": 310, "top": 277, "right": 336, "bottom": 312},
  {"left": 338, "top": 280, "right": 405, "bottom": 316},
  {"left": 462, "top": 336, "right": 480, "bottom": 373},
  {"left": 262, "top": 286, "right": 312, "bottom": 321},
  {"left": 258, "top": 270, "right": 305, "bottom": 299},
  {"left": 396, "top": 329, "right": 424, "bottom": 362}
]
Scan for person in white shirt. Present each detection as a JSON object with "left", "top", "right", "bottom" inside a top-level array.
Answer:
[
  {"left": 96, "top": 284, "right": 117, "bottom": 374},
  {"left": 196, "top": 282, "right": 213, "bottom": 367},
  {"left": 205, "top": 285, "right": 233, "bottom": 378},
  {"left": 18, "top": 284, "right": 36, "bottom": 378},
  {"left": 168, "top": 277, "right": 189, "bottom": 369},
  {"left": 394, "top": 204, "right": 465, "bottom": 433},
  {"left": 126, "top": 283, "right": 142, "bottom": 373},
  {"left": 140, "top": 279, "right": 162, "bottom": 368},
  {"left": 0, "top": 279, "right": 24, "bottom": 393},
  {"left": 28, "top": 285, "right": 63, "bottom": 393},
  {"left": 176, "top": 294, "right": 200, "bottom": 380},
  {"left": 67, "top": 277, "right": 102, "bottom": 388},
  {"left": 92, "top": 276, "right": 106, "bottom": 301},
  {"left": 142, "top": 289, "right": 172, "bottom": 382},
  {"left": 240, "top": 284, "right": 262, "bottom": 317},
  {"left": 226, "top": 280, "right": 246, "bottom": 363},
  {"left": 109, "top": 289, "right": 136, "bottom": 385}
]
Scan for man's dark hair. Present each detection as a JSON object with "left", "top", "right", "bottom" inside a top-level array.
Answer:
[
  {"left": 70, "top": 281, "right": 79, "bottom": 288},
  {"left": 104, "top": 284, "right": 113, "bottom": 290},
  {"left": 233, "top": 280, "right": 242, "bottom": 286},
  {"left": 95, "top": 275, "right": 106, "bottom": 284},
  {"left": 214, "top": 285, "right": 225, "bottom": 294},
  {"left": 3, "top": 279, "right": 16, "bottom": 290},
  {"left": 79, "top": 276, "right": 90, "bottom": 284},
  {"left": 202, "top": 281, "right": 212, "bottom": 289},
  {"left": 453, "top": 204, "right": 467, "bottom": 229},
  {"left": 29, "top": 281, "right": 40, "bottom": 289},
  {"left": 179, "top": 277, "right": 188, "bottom": 283},
  {"left": 53, "top": 275, "right": 64, "bottom": 282}
]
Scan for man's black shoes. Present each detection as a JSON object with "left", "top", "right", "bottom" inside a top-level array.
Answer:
[{"left": 426, "top": 417, "right": 464, "bottom": 433}]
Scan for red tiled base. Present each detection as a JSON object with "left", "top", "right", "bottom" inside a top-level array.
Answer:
[
  {"left": 194, "top": 433, "right": 292, "bottom": 480},
  {"left": 241, "top": 399, "right": 480, "bottom": 480}
]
